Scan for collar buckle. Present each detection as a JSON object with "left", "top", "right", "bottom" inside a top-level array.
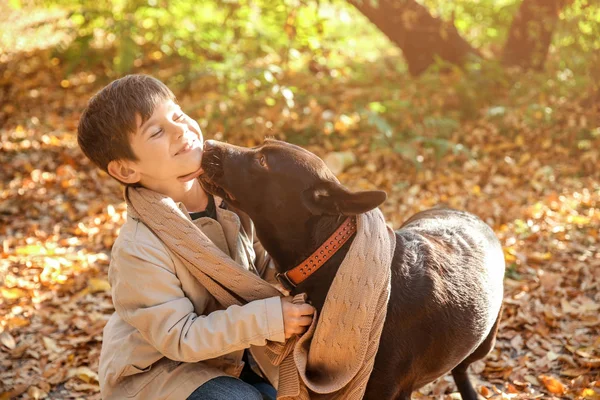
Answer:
[{"left": 275, "top": 271, "right": 296, "bottom": 291}]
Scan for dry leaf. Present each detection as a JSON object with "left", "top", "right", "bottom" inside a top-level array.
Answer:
[
  {"left": 539, "top": 375, "right": 566, "bottom": 395},
  {"left": 1, "top": 287, "right": 27, "bottom": 300},
  {"left": 0, "top": 331, "right": 16, "bottom": 350},
  {"left": 67, "top": 367, "right": 99, "bottom": 383},
  {"left": 88, "top": 278, "right": 111, "bottom": 293},
  {"left": 42, "top": 337, "right": 62, "bottom": 353},
  {"left": 27, "top": 386, "right": 47, "bottom": 400},
  {"left": 1, "top": 15, "right": 599, "bottom": 400}
]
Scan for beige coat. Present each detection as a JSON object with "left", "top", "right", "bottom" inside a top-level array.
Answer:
[{"left": 98, "top": 200, "right": 284, "bottom": 400}]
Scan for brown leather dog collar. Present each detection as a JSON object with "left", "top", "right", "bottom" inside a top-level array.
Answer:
[{"left": 276, "top": 217, "right": 357, "bottom": 290}]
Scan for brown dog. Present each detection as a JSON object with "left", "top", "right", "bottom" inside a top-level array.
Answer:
[{"left": 200, "top": 139, "right": 505, "bottom": 400}]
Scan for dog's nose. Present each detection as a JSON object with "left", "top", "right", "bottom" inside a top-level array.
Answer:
[{"left": 204, "top": 139, "right": 216, "bottom": 152}]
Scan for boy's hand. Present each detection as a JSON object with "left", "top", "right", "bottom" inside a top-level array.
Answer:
[{"left": 281, "top": 296, "right": 315, "bottom": 339}]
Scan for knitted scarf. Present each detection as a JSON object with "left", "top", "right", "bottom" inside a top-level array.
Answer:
[{"left": 125, "top": 186, "right": 395, "bottom": 399}]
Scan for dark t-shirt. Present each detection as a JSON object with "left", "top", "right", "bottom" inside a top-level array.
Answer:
[{"left": 189, "top": 195, "right": 217, "bottom": 221}]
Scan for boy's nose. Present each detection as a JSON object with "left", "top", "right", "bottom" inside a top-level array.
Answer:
[{"left": 172, "top": 123, "right": 186, "bottom": 138}]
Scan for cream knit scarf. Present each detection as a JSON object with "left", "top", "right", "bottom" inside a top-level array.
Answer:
[{"left": 125, "top": 186, "right": 395, "bottom": 400}]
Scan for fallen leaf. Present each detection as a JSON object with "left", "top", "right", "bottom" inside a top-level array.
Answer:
[
  {"left": 0, "top": 331, "right": 16, "bottom": 350},
  {"left": 67, "top": 367, "right": 99, "bottom": 383},
  {"left": 1, "top": 287, "right": 27, "bottom": 300},
  {"left": 539, "top": 375, "right": 566, "bottom": 395},
  {"left": 88, "top": 278, "right": 111, "bottom": 293},
  {"left": 27, "top": 386, "right": 47, "bottom": 400},
  {"left": 479, "top": 385, "right": 491, "bottom": 397},
  {"left": 42, "top": 337, "right": 62, "bottom": 353}
]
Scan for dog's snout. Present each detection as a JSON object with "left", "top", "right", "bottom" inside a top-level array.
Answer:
[
  {"left": 200, "top": 140, "right": 224, "bottom": 177},
  {"left": 204, "top": 139, "right": 216, "bottom": 152}
]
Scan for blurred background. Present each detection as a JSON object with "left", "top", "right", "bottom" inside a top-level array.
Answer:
[{"left": 0, "top": 0, "right": 599, "bottom": 398}]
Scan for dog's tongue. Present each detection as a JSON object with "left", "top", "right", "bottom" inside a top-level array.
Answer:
[{"left": 178, "top": 167, "right": 204, "bottom": 182}]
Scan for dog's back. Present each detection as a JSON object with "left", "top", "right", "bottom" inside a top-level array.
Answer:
[
  {"left": 398, "top": 208, "right": 505, "bottom": 335},
  {"left": 369, "top": 209, "right": 505, "bottom": 394}
]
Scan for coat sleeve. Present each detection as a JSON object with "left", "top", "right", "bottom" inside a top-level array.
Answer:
[{"left": 110, "top": 240, "right": 286, "bottom": 363}]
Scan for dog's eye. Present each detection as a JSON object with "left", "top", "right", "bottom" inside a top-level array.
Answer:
[{"left": 258, "top": 155, "right": 267, "bottom": 167}]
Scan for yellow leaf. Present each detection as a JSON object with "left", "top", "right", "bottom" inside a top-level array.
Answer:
[
  {"left": 1, "top": 287, "right": 27, "bottom": 300},
  {"left": 15, "top": 244, "right": 47, "bottom": 256},
  {"left": 568, "top": 215, "right": 591, "bottom": 225},
  {"left": 578, "top": 388, "right": 598, "bottom": 398},
  {"left": 542, "top": 138, "right": 552, "bottom": 149},
  {"left": 518, "top": 152, "right": 531, "bottom": 166},
  {"left": 515, "top": 135, "right": 524, "bottom": 146},
  {"left": 88, "top": 278, "right": 111, "bottom": 293}
]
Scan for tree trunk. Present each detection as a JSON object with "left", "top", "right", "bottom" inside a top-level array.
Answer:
[
  {"left": 347, "top": 0, "right": 480, "bottom": 76},
  {"left": 502, "top": 0, "right": 563, "bottom": 70}
]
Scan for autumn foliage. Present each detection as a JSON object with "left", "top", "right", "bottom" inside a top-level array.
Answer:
[{"left": 0, "top": 1, "right": 599, "bottom": 399}]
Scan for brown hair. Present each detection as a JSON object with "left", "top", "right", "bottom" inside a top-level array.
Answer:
[{"left": 77, "top": 74, "right": 175, "bottom": 182}]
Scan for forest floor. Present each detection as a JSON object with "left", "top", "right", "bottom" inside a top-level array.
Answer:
[{"left": 1, "top": 8, "right": 600, "bottom": 400}]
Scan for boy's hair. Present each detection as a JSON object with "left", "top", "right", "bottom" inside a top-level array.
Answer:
[{"left": 77, "top": 74, "right": 175, "bottom": 180}]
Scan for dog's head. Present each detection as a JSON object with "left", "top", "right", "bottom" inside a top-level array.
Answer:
[
  {"left": 200, "top": 139, "right": 386, "bottom": 263},
  {"left": 200, "top": 139, "right": 386, "bottom": 224}
]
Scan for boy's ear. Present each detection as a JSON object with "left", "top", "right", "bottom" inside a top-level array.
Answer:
[
  {"left": 301, "top": 181, "right": 387, "bottom": 216},
  {"left": 107, "top": 160, "right": 141, "bottom": 184}
]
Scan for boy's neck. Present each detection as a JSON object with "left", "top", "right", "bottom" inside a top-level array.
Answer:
[
  {"left": 145, "top": 179, "right": 209, "bottom": 212},
  {"left": 178, "top": 180, "right": 210, "bottom": 212}
]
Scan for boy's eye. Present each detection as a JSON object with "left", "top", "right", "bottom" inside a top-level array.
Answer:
[
  {"left": 151, "top": 128, "right": 163, "bottom": 138},
  {"left": 174, "top": 114, "right": 184, "bottom": 122}
]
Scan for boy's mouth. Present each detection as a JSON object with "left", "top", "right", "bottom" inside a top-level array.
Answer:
[
  {"left": 175, "top": 138, "right": 200, "bottom": 156},
  {"left": 176, "top": 143, "right": 192, "bottom": 155}
]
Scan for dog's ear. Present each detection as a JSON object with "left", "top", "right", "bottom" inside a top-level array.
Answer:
[{"left": 301, "top": 181, "right": 387, "bottom": 216}]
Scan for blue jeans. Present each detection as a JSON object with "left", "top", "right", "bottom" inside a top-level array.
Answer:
[
  {"left": 186, "top": 376, "right": 276, "bottom": 400},
  {"left": 187, "top": 351, "right": 277, "bottom": 400}
]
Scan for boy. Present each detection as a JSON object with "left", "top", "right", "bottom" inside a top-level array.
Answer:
[{"left": 77, "top": 74, "right": 315, "bottom": 400}]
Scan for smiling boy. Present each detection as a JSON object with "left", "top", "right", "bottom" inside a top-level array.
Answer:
[{"left": 77, "top": 75, "right": 314, "bottom": 400}]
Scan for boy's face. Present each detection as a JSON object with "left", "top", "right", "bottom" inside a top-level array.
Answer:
[{"left": 109, "top": 99, "right": 204, "bottom": 190}]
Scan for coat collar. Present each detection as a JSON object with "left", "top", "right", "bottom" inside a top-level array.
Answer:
[{"left": 174, "top": 198, "right": 242, "bottom": 260}]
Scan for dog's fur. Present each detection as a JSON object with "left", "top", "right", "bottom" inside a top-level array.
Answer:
[{"left": 200, "top": 139, "right": 505, "bottom": 400}]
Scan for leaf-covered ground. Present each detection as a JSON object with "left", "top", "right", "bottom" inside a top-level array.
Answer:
[{"left": 1, "top": 9, "right": 600, "bottom": 400}]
